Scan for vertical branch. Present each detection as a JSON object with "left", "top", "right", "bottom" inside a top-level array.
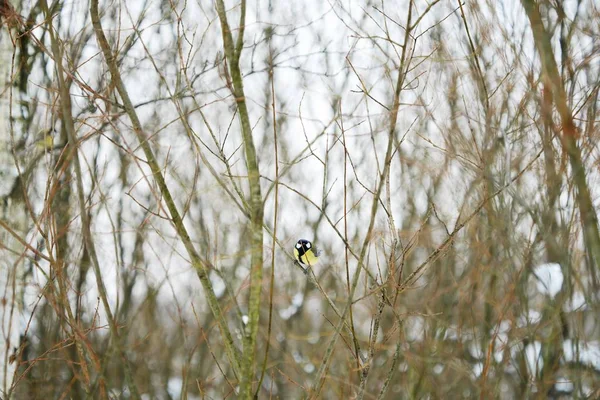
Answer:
[
  {"left": 256, "top": 52, "right": 278, "bottom": 397},
  {"left": 376, "top": 316, "right": 403, "bottom": 399},
  {"left": 458, "top": 0, "right": 489, "bottom": 110},
  {"left": 89, "top": 0, "right": 242, "bottom": 380},
  {"left": 520, "top": 0, "right": 600, "bottom": 269},
  {"left": 39, "top": 0, "right": 139, "bottom": 397},
  {"left": 357, "top": 291, "right": 385, "bottom": 400},
  {"left": 311, "top": 1, "right": 414, "bottom": 396},
  {"left": 339, "top": 107, "right": 362, "bottom": 378},
  {"left": 215, "top": 0, "right": 264, "bottom": 397}
]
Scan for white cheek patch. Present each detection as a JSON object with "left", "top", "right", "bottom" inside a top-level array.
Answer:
[
  {"left": 295, "top": 243, "right": 301, "bottom": 249},
  {"left": 306, "top": 242, "right": 311, "bottom": 249}
]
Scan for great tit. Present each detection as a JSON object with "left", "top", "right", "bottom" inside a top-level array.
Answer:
[
  {"left": 34, "top": 128, "right": 55, "bottom": 150},
  {"left": 294, "top": 239, "right": 321, "bottom": 267}
]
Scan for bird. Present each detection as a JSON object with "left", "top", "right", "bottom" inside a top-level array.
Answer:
[
  {"left": 34, "top": 128, "right": 55, "bottom": 150},
  {"left": 294, "top": 239, "right": 321, "bottom": 267}
]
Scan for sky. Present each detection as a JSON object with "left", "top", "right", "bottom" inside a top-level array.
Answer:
[{"left": 1, "top": 0, "right": 599, "bottom": 395}]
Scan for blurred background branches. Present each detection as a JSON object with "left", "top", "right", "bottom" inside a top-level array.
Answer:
[{"left": 1, "top": 0, "right": 599, "bottom": 398}]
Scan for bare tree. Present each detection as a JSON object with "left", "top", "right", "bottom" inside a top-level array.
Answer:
[{"left": 1, "top": 0, "right": 598, "bottom": 398}]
